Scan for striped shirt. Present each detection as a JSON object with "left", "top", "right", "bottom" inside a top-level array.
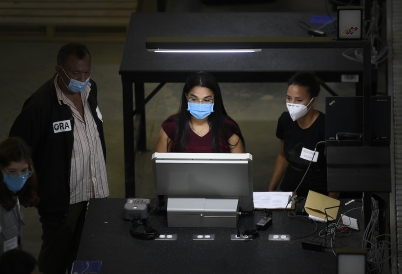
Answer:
[{"left": 54, "top": 75, "right": 109, "bottom": 204}]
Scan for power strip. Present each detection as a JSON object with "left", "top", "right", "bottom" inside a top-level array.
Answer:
[
  {"left": 155, "top": 234, "right": 177, "bottom": 241},
  {"left": 268, "top": 234, "right": 290, "bottom": 241},
  {"left": 193, "top": 234, "right": 215, "bottom": 241},
  {"left": 230, "top": 234, "right": 253, "bottom": 241}
]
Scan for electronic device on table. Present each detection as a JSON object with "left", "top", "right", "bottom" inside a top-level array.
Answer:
[
  {"left": 325, "top": 96, "right": 391, "bottom": 145},
  {"left": 325, "top": 96, "right": 391, "bottom": 193},
  {"left": 123, "top": 198, "right": 151, "bottom": 220},
  {"left": 152, "top": 152, "right": 254, "bottom": 228}
]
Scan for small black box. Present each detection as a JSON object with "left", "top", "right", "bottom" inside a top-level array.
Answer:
[{"left": 301, "top": 240, "right": 324, "bottom": 252}]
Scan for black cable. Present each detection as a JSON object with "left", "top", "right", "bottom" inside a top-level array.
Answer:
[
  {"left": 130, "top": 219, "right": 160, "bottom": 240},
  {"left": 281, "top": 197, "right": 319, "bottom": 239},
  {"left": 146, "top": 200, "right": 162, "bottom": 219},
  {"left": 264, "top": 209, "right": 272, "bottom": 218},
  {"left": 242, "top": 229, "right": 260, "bottom": 239},
  {"left": 282, "top": 210, "right": 319, "bottom": 239},
  {"left": 292, "top": 140, "right": 326, "bottom": 199},
  {"left": 236, "top": 224, "right": 260, "bottom": 239},
  {"left": 129, "top": 200, "right": 162, "bottom": 240},
  {"left": 299, "top": 20, "right": 328, "bottom": 37},
  {"left": 323, "top": 205, "right": 340, "bottom": 249},
  {"left": 324, "top": 0, "right": 340, "bottom": 30},
  {"left": 280, "top": 140, "right": 327, "bottom": 238},
  {"left": 298, "top": 21, "right": 311, "bottom": 31},
  {"left": 236, "top": 218, "right": 260, "bottom": 239}
]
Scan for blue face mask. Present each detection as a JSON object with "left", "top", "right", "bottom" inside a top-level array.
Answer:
[
  {"left": 3, "top": 173, "right": 29, "bottom": 193},
  {"left": 61, "top": 67, "right": 90, "bottom": 93},
  {"left": 187, "top": 102, "right": 214, "bottom": 120}
]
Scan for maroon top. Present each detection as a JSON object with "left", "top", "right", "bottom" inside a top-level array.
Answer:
[{"left": 162, "top": 114, "right": 239, "bottom": 152}]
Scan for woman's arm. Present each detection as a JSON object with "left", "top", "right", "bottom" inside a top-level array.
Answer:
[
  {"left": 154, "top": 128, "right": 171, "bottom": 152},
  {"left": 228, "top": 134, "right": 245, "bottom": 153},
  {"left": 268, "top": 140, "right": 289, "bottom": 191}
]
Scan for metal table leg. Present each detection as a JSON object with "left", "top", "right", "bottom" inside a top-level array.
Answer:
[{"left": 122, "top": 78, "right": 136, "bottom": 198}]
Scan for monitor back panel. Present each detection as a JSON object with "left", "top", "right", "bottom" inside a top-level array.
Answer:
[
  {"left": 154, "top": 161, "right": 251, "bottom": 197},
  {"left": 152, "top": 153, "right": 254, "bottom": 211}
]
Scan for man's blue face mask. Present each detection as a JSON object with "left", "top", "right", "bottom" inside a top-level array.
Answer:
[
  {"left": 187, "top": 102, "right": 214, "bottom": 120},
  {"left": 60, "top": 67, "right": 90, "bottom": 93}
]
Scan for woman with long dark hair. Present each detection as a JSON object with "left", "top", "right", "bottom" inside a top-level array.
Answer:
[
  {"left": 0, "top": 137, "right": 39, "bottom": 256},
  {"left": 155, "top": 71, "right": 245, "bottom": 153}
]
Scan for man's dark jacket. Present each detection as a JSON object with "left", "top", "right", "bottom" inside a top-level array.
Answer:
[{"left": 9, "top": 75, "right": 106, "bottom": 223}]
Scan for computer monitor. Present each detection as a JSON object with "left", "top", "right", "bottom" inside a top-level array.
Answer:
[
  {"left": 325, "top": 96, "right": 392, "bottom": 192},
  {"left": 325, "top": 96, "right": 391, "bottom": 145},
  {"left": 152, "top": 152, "right": 254, "bottom": 212}
]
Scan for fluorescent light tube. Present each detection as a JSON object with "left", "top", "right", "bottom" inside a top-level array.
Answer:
[{"left": 148, "top": 49, "right": 261, "bottom": 53}]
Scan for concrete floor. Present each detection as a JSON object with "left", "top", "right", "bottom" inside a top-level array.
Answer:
[{"left": 0, "top": 0, "right": 359, "bottom": 265}]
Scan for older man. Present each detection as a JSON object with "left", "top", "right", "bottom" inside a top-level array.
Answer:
[{"left": 10, "top": 43, "right": 109, "bottom": 274}]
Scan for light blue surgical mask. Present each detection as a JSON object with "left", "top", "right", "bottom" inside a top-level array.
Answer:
[
  {"left": 187, "top": 102, "right": 214, "bottom": 120},
  {"left": 3, "top": 173, "right": 29, "bottom": 193},
  {"left": 61, "top": 67, "right": 90, "bottom": 93}
]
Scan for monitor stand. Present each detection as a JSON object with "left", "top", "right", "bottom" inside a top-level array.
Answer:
[{"left": 167, "top": 198, "right": 239, "bottom": 227}]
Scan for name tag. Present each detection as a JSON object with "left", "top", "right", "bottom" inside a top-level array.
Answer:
[
  {"left": 300, "top": 147, "right": 318, "bottom": 162},
  {"left": 4, "top": 236, "right": 18, "bottom": 252},
  {"left": 53, "top": 120, "right": 72, "bottom": 133}
]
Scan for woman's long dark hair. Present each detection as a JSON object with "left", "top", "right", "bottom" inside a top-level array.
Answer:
[
  {"left": 0, "top": 137, "right": 39, "bottom": 211},
  {"left": 167, "top": 71, "right": 245, "bottom": 152}
]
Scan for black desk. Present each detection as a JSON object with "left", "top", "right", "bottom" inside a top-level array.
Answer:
[
  {"left": 119, "top": 12, "right": 365, "bottom": 197},
  {"left": 76, "top": 198, "right": 364, "bottom": 274}
]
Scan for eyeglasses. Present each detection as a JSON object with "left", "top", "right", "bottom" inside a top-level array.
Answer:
[
  {"left": 1, "top": 168, "right": 33, "bottom": 179},
  {"left": 187, "top": 96, "right": 214, "bottom": 104}
]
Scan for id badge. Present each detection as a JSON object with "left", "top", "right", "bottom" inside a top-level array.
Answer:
[
  {"left": 71, "top": 261, "right": 102, "bottom": 273},
  {"left": 4, "top": 236, "right": 18, "bottom": 252},
  {"left": 300, "top": 147, "right": 319, "bottom": 162}
]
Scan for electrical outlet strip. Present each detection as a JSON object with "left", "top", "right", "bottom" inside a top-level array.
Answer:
[
  {"left": 154, "top": 234, "right": 177, "bottom": 241},
  {"left": 230, "top": 234, "right": 253, "bottom": 241},
  {"left": 268, "top": 234, "right": 290, "bottom": 241},
  {"left": 193, "top": 234, "right": 215, "bottom": 241}
]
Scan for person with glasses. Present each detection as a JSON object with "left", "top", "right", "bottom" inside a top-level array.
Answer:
[
  {"left": 9, "top": 43, "right": 108, "bottom": 274},
  {"left": 268, "top": 72, "right": 338, "bottom": 199},
  {"left": 0, "top": 137, "right": 39, "bottom": 257},
  {"left": 155, "top": 71, "right": 245, "bottom": 153}
]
